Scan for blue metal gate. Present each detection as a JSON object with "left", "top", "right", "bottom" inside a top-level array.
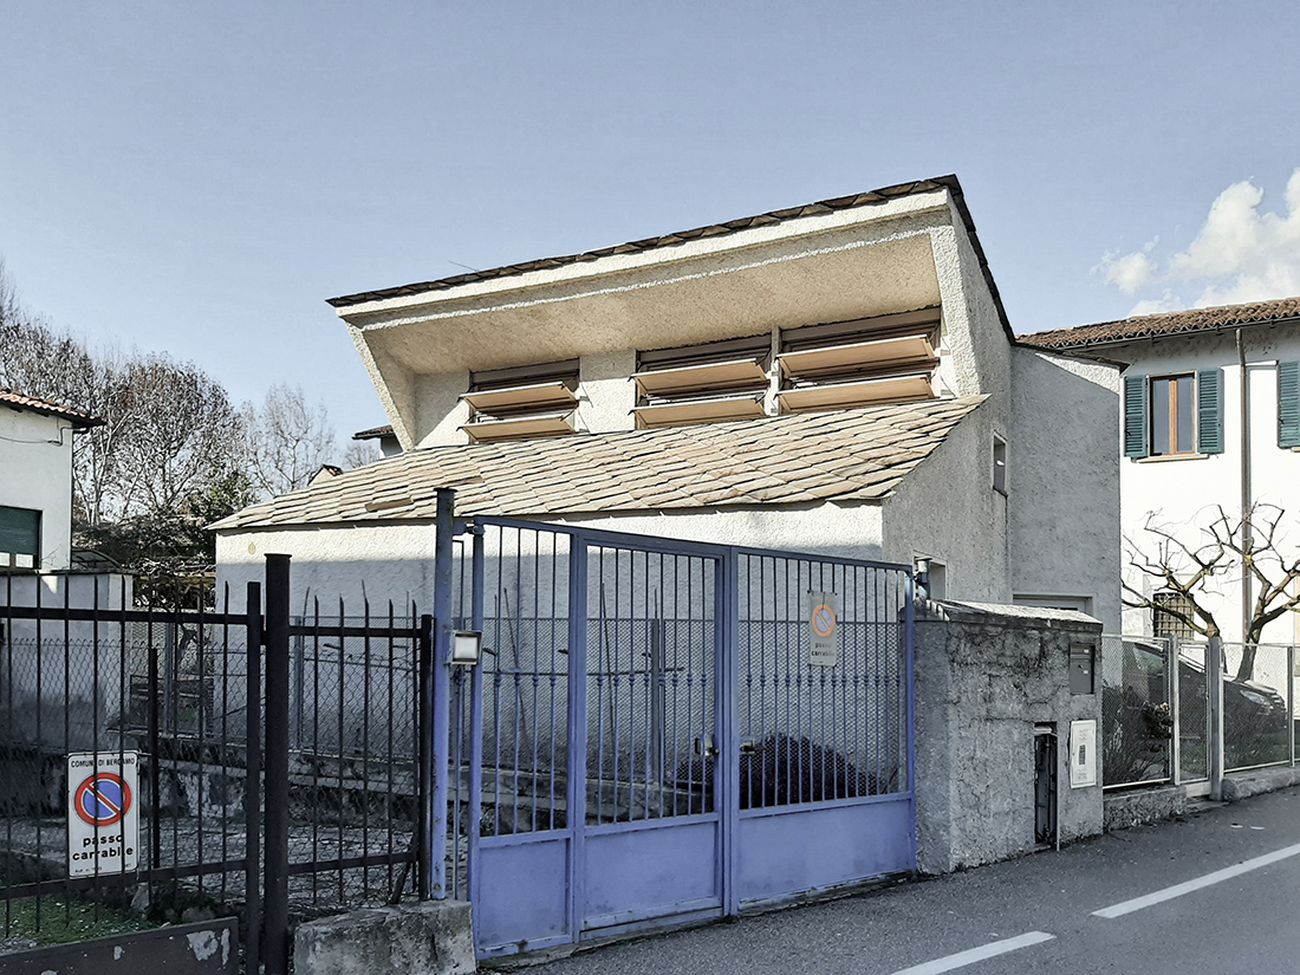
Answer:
[{"left": 446, "top": 517, "right": 914, "bottom": 957}]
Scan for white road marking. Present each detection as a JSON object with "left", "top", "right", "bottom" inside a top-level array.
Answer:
[
  {"left": 1093, "top": 840, "right": 1300, "bottom": 919},
  {"left": 891, "top": 931, "right": 1056, "bottom": 974}
]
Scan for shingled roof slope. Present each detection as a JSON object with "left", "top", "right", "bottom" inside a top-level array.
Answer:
[
  {"left": 0, "top": 389, "right": 103, "bottom": 427},
  {"left": 213, "top": 396, "right": 986, "bottom": 531},
  {"left": 1024, "top": 296, "right": 1300, "bottom": 351}
]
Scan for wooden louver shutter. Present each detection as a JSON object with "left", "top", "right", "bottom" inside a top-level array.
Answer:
[
  {"left": 1280, "top": 361, "right": 1300, "bottom": 449},
  {"left": 1123, "top": 373, "right": 1149, "bottom": 459},
  {"left": 1196, "top": 368, "right": 1224, "bottom": 454}
]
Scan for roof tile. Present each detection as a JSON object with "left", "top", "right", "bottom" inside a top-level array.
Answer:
[{"left": 212, "top": 397, "right": 986, "bottom": 531}]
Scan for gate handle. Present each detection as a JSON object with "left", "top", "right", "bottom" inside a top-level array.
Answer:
[
  {"left": 694, "top": 735, "right": 719, "bottom": 759},
  {"left": 739, "top": 740, "right": 757, "bottom": 755}
]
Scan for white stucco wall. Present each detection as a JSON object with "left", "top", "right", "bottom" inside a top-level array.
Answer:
[
  {"left": 1009, "top": 347, "right": 1121, "bottom": 630},
  {"left": 880, "top": 405, "right": 1009, "bottom": 604},
  {"left": 0, "top": 407, "right": 76, "bottom": 570},
  {"left": 214, "top": 502, "right": 890, "bottom": 616},
  {"left": 1116, "top": 327, "right": 1300, "bottom": 644}
]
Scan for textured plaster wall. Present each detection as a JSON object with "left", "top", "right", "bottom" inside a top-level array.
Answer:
[
  {"left": 913, "top": 600, "right": 1104, "bottom": 874},
  {"left": 215, "top": 523, "right": 438, "bottom": 615},
  {"left": 881, "top": 406, "right": 1008, "bottom": 604},
  {"left": 0, "top": 408, "right": 75, "bottom": 569},
  {"left": 1010, "top": 348, "right": 1121, "bottom": 630},
  {"left": 577, "top": 350, "right": 636, "bottom": 434},
  {"left": 214, "top": 503, "right": 887, "bottom": 615},
  {"left": 1116, "top": 328, "right": 1300, "bottom": 643}
]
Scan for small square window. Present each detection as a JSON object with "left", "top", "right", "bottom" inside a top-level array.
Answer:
[
  {"left": 992, "top": 435, "right": 1007, "bottom": 495},
  {"left": 1069, "top": 643, "right": 1096, "bottom": 695}
]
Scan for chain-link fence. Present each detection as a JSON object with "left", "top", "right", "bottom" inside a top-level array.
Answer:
[{"left": 1102, "top": 635, "right": 1298, "bottom": 790}]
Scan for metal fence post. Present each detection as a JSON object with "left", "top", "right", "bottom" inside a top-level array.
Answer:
[
  {"left": 1207, "top": 635, "right": 1225, "bottom": 801},
  {"left": 417, "top": 612, "right": 434, "bottom": 900},
  {"left": 244, "top": 581, "right": 263, "bottom": 975},
  {"left": 427, "top": 488, "right": 456, "bottom": 900},
  {"left": 1168, "top": 636, "right": 1182, "bottom": 786},
  {"left": 263, "top": 555, "right": 292, "bottom": 975},
  {"left": 1289, "top": 645, "right": 1296, "bottom": 767}
]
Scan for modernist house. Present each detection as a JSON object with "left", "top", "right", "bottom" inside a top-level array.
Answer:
[
  {"left": 1027, "top": 296, "right": 1300, "bottom": 645},
  {"left": 0, "top": 388, "right": 101, "bottom": 572},
  {"left": 214, "top": 175, "right": 1120, "bottom": 629}
]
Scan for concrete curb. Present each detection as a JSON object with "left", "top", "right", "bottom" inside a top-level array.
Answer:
[{"left": 1222, "top": 766, "right": 1300, "bottom": 802}]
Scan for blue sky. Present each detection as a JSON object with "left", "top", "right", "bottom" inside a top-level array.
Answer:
[{"left": 2, "top": 2, "right": 1298, "bottom": 440}]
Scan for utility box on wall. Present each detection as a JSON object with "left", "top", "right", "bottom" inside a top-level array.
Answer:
[
  {"left": 1069, "top": 719, "right": 1098, "bottom": 788},
  {"left": 913, "top": 600, "right": 1105, "bottom": 875}
]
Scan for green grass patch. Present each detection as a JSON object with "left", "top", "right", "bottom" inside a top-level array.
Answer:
[{"left": 3, "top": 895, "right": 155, "bottom": 946}]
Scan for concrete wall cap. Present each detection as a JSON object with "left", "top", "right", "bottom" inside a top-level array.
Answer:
[{"left": 916, "top": 598, "right": 1103, "bottom": 630}]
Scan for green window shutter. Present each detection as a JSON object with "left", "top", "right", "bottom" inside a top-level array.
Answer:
[
  {"left": 1123, "top": 373, "right": 1149, "bottom": 459},
  {"left": 1196, "top": 368, "right": 1224, "bottom": 454},
  {"left": 0, "top": 506, "right": 40, "bottom": 565},
  {"left": 1280, "top": 361, "right": 1300, "bottom": 449}
]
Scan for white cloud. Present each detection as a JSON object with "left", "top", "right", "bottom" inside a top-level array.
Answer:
[
  {"left": 1095, "top": 244, "right": 1157, "bottom": 294},
  {"left": 1096, "top": 168, "right": 1300, "bottom": 313}
]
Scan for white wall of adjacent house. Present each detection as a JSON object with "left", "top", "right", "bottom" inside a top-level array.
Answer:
[
  {"left": 1118, "top": 327, "right": 1300, "bottom": 647},
  {"left": 0, "top": 407, "right": 75, "bottom": 571}
]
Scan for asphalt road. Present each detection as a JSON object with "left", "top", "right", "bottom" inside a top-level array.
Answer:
[{"left": 521, "top": 787, "right": 1300, "bottom": 974}]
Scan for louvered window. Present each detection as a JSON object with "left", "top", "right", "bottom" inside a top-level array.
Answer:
[
  {"left": 460, "top": 360, "right": 579, "bottom": 442},
  {"left": 776, "top": 308, "right": 940, "bottom": 413},
  {"left": 633, "top": 334, "right": 770, "bottom": 428}
]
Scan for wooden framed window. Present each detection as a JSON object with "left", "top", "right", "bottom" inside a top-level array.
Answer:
[
  {"left": 1152, "top": 591, "right": 1196, "bottom": 640},
  {"left": 1149, "top": 374, "right": 1196, "bottom": 456}
]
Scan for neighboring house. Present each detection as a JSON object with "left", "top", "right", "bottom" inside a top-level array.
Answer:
[
  {"left": 0, "top": 387, "right": 130, "bottom": 635},
  {"left": 1026, "top": 295, "right": 1300, "bottom": 645},
  {"left": 214, "top": 174, "right": 1120, "bottom": 627},
  {"left": 352, "top": 423, "right": 403, "bottom": 458},
  {"left": 0, "top": 388, "right": 101, "bottom": 571}
]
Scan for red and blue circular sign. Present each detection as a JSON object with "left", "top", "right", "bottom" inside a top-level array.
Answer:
[{"left": 73, "top": 772, "right": 132, "bottom": 828}]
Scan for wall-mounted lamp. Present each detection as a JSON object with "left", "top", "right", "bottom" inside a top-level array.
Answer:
[
  {"left": 451, "top": 630, "right": 483, "bottom": 666},
  {"left": 914, "top": 557, "right": 931, "bottom": 601}
]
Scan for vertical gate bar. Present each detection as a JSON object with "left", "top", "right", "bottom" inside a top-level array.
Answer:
[
  {"left": 429, "top": 487, "right": 456, "bottom": 900},
  {"left": 721, "top": 548, "right": 740, "bottom": 916},
  {"left": 904, "top": 568, "right": 917, "bottom": 868},
  {"left": 468, "top": 525, "right": 485, "bottom": 903},
  {"left": 362, "top": 598, "right": 372, "bottom": 898},
  {"left": 3, "top": 573, "right": 13, "bottom": 935},
  {"left": 567, "top": 535, "right": 589, "bottom": 943},
  {"left": 548, "top": 533, "right": 559, "bottom": 826},
  {"left": 244, "top": 581, "right": 263, "bottom": 975},
  {"left": 195, "top": 588, "right": 206, "bottom": 900},
  {"left": 337, "top": 597, "right": 346, "bottom": 905},
  {"left": 531, "top": 532, "right": 541, "bottom": 832},
  {"left": 263, "top": 555, "right": 292, "bottom": 975}
]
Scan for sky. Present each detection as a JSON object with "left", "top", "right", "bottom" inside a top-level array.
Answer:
[{"left": 2, "top": 1, "right": 1299, "bottom": 441}]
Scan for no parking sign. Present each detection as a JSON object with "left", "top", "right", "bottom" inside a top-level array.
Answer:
[{"left": 66, "top": 751, "right": 139, "bottom": 877}]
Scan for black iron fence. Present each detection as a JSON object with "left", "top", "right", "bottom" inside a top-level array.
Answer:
[{"left": 0, "top": 563, "right": 432, "bottom": 974}]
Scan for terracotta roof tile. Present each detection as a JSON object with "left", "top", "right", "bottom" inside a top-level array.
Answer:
[
  {"left": 213, "top": 396, "right": 985, "bottom": 531},
  {"left": 1023, "top": 296, "right": 1300, "bottom": 350},
  {"left": 0, "top": 389, "right": 102, "bottom": 427}
]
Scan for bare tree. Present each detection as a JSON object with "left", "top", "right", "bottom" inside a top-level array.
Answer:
[
  {"left": 115, "top": 356, "right": 248, "bottom": 515},
  {"left": 1124, "top": 504, "right": 1300, "bottom": 679},
  {"left": 244, "top": 384, "right": 337, "bottom": 497}
]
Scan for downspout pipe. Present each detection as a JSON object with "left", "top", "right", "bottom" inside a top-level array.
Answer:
[{"left": 1238, "top": 328, "right": 1252, "bottom": 646}]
